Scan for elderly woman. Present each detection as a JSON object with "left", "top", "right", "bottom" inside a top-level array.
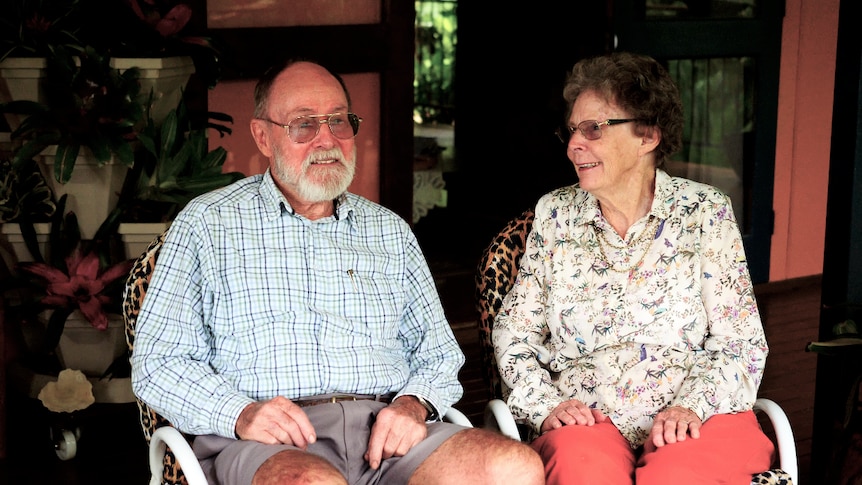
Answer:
[{"left": 492, "top": 52, "right": 775, "bottom": 484}]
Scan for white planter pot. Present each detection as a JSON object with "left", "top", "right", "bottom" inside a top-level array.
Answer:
[
  {"left": 36, "top": 147, "right": 129, "bottom": 241},
  {"left": 56, "top": 313, "right": 128, "bottom": 378},
  {"left": 0, "top": 56, "right": 194, "bottom": 134},
  {"left": 118, "top": 222, "right": 171, "bottom": 259},
  {"left": 0, "top": 57, "right": 48, "bottom": 133},
  {"left": 20, "top": 310, "right": 129, "bottom": 379},
  {"left": 111, "top": 56, "right": 195, "bottom": 125},
  {"left": 0, "top": 221, "right": 50, "bottom": 263},
  {"left": 2, "top": 220, "right": 172, "bottom": 264}
]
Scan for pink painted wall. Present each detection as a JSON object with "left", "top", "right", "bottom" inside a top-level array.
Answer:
[
  {"left": 209, "top": 73, "right": 381, "bottom": 202},
  {"left": 770, "top": 0, "right": 839, "bottom": 280}
]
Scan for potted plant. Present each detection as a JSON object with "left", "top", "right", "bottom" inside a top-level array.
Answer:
[
  {"left": 0, "top": 46, "right": 145, "bottom": 240},
  {"left": 116, "top": 90, "right": 244, "bottom": 256},
  {"left": 5, "top": 46, "right": 144, "bottom": 182},
  {"left": 0, "top": 0, "right": 86, "bottom": 134},
  {"left": 1, "top": 0, "right": 221, "bottom": 94},
  {"left": 0, "top": 156, "right": 57, "bottom": 263},
  {"left": 4, "top": 193, "right": 133, "bottom": 380},
  {"left": 0, "top": 1, "right": 224, "bottom": 241},
  {"left": 81, "top": 0, "right": 222, "bottom": 90},
  {"left": 77, "top": 0, "right": 223, "bottom": 128}
]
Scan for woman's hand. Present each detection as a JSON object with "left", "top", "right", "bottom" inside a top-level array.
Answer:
[
  {"left": 540, "top": 399, "right": 607, "bottom": 433},
  {"left": 647, "top": 405, "right": 702, "bottom": 449}
]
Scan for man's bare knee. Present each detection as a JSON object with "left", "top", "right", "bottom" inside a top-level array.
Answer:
[{"left": 252, "top": 449, "right": 347, "bottom": 485}]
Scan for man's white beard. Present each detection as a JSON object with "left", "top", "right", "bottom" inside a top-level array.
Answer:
[{"left": 274, "top": 147, "right": 356, "bottom": 203}]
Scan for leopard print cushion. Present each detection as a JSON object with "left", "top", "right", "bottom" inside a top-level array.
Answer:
[
  {"left": 751, "top": 469, "right": 793, "bottom": 484},
  {"left": 474, "top": 209, "right": 534, "bottom": 402},
  {"left": 123, "top": 230, "right": 192, "bottom": 485},
  {"left": 473, "top": 209, "right": 793, "bottom": 484}
]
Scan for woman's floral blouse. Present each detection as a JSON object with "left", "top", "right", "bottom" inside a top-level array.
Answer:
[{"left": 493, "top": 170, "right": 767, "bottom": 447}]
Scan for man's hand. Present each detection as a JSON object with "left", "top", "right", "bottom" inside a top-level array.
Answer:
[
  {"left": 364, "top": 396, "right": 428, "bottom": 469},
  {"left": 540, "top": 398, "right": 607, "bottom": 433},
  {"left": 647, "top": 405, "right": 702, "bottom": 449},
  {"left": 235, "top": 396, "right": 317, "bottom": 448}
]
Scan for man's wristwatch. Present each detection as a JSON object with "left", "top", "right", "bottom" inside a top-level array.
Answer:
[{"left": 415, "top": 396, "right": 439, "bottom": 421}]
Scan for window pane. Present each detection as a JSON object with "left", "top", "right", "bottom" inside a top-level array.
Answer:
[
  {"left": 664, "top": 57, "right": 754, "bottom": 231},
  {"left": 414, "top": 0, "right": 457, "bottom": 126},
  {"left": 646, "top": 0, "right": 758, "bottom": 19}
]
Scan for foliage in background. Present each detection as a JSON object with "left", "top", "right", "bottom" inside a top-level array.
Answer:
[
  {"left": 0, "top": 157, "right": 56, "bottom": 224},
  {"left": 3, "top": 46, "right": 144, "bottom": 183},
  {"left": 668, "top": 57, "right": 754, "bottom": 170},
  {"left": 115, "top": 90, "right": 243, "bottom": 223},
  {"left": 645, "top": 0, "right": 756, "bottom": 18},
  {"left": 0, "top": 0, "right": 84, "bottom": 63},
  {"left": 414, "top": 0, "right": 457, "bottom": 126}
]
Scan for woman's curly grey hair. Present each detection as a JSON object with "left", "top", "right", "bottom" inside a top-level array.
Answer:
[{"left": 563, "top": 52, "right": 683, "bottom": 168}]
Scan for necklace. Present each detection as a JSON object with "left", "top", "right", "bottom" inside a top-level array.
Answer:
[{"left": 593, "top": 216, "right": 660, "bottom": 273}]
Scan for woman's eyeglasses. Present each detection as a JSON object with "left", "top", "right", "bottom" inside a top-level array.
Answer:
[{"left": 554, "top": 118, "right": 640, "bottom": 143}]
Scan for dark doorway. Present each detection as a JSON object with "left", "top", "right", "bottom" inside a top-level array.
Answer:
[{"left": 414, "top": 3, "right": 611, "bottom": 274}]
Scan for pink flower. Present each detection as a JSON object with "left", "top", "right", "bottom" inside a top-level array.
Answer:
[{"left": 18, "top": 251, "right": 134, "bottom": 331}]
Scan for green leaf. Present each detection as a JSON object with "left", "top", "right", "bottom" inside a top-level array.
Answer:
[
  {"left": 168, "top": 144, "right": 193, "bottom": 179},
  {"left": 11, "top": 133, "right": 61, "bottom": 169},
  {"left": 0, "top": 99, "right": 48, "bottom": 116},
  {"left": 207, "top": 111, "right": 233, "bottom": 123},
  {"left": 54, "top": 141, "right": 81, "bottom": 184},
  {"left": 88, "top": 133, "right": 114, "bottom": 164},
  {"left": 47, "top": 194, "right": 68, "bottom": 268},
  {"left": 177, "top": 173, "right": 243, "bottom": 195},
  {"left": 160, "top": 110, "right": 180, "bottom": 155},
  {"left": 201, "top": 147, "right": 228, "bottom": 170},
  {"left": 113, "top": 138, "right": 135, "bottom": 166},
  {"left": 833, "top": 319, "right": 859, "bottom": 337},
  {"left": 137, "top": 132, "right": 157, "bottom": 158},
  {"left": 17, "top": 218, "right": 45, "bottom": 263}
]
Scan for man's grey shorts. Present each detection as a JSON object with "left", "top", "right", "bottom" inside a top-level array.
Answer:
[{"left": 192, "top": 400, "right": 468, "bottom": 484}]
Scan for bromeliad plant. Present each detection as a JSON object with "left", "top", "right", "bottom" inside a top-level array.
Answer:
[
  {"left": 3, "top": 46, "right": 144, "bottom": 184},
  {"left": 10, "top": 195, "right": 134, "bottom": 377}
]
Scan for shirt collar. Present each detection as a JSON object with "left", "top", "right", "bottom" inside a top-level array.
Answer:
[
  {"left": 259, "top": 169, "right": 356, "bottom": 225},
  {"left": 652, "top": 169, "right": 674, "bottom": 220},
  {"left": 578, "top": 169, "right": 672, "bottom": 226}
]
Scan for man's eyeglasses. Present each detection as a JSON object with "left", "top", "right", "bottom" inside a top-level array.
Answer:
[
  {"left": 554, "top": 118, "right": 640, "bottom": 143},
  {"left": 259, "top": 112, "right": 362, "bottom": 144}
]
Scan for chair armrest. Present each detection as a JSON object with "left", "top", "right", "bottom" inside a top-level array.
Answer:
[
  {"left": 754, "top": 398, "right": 798, "bottom": 484},
  {"left": 149, "top": 427, "right": 207, "bottom": 485},
  {"left": 148, "top": 409, "right": 470, "bottom": 485},
  {"left": 484, "top": 399, "right": 522, "bottom": 441},
  {"left": 443, "top": 407, "right": 473, "bottom": 427}
]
